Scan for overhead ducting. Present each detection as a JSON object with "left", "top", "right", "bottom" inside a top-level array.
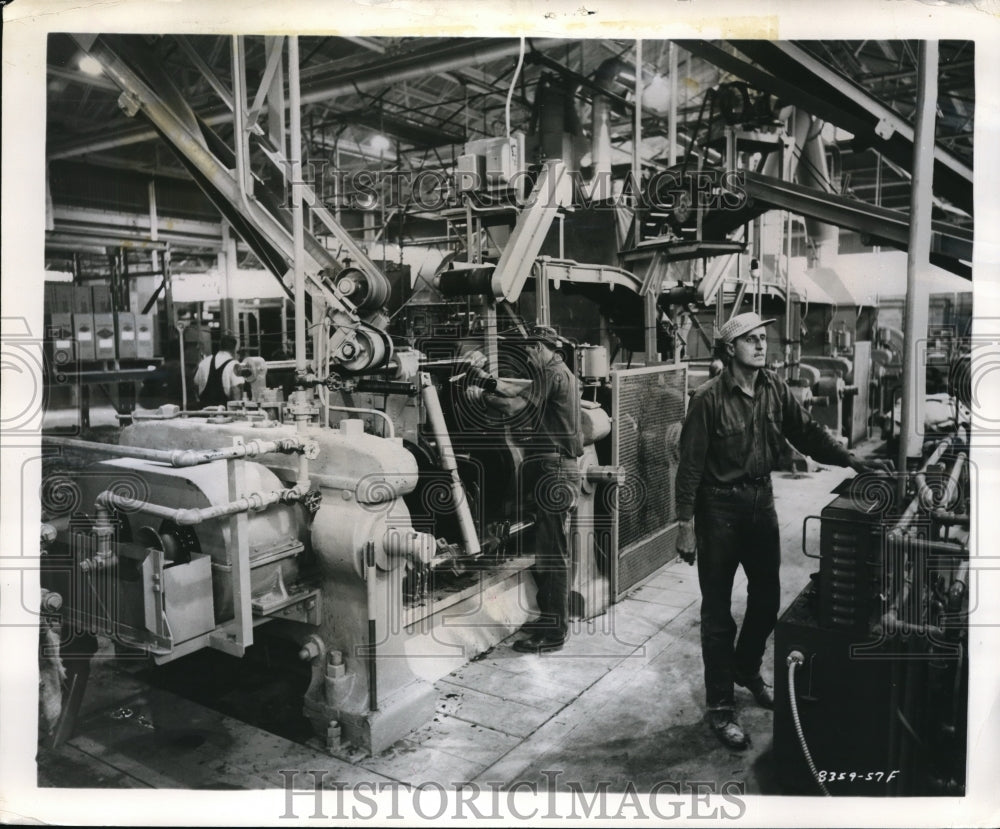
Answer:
[
  {"left": 763, "top": 107, "right": 840, "bottom": 268},
  {"left": 586, "top": 58, "right": 672, "bottom": 201}
]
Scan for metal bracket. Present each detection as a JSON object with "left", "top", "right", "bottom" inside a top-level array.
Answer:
[
  {"left": 874, "top": 116, "right": 896, "bottom": 141},
  {"left": 117, "top": 91, "right": 141, "bottom": 118}
]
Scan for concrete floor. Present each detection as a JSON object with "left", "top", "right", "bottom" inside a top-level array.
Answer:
[{"left": 38, "top": 403, "right": 852, "bottom": 795}]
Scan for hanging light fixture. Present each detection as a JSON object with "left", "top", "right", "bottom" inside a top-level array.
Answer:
[
  {"left": 367, "top": 133, "right": 391, "bottom": 154},
  {"left": 77, "top": 54, "right": 104, "bottom": 77},
  {"left": 642, "top": 73, "right": 672, "bottom": 114}
]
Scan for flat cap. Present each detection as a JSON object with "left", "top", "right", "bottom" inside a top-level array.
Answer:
[
  {"left": 718, "top": 312, "right": 775, "bottom": 344},
  {"left": 528, "top": 325, "right": 565, "bottom": 348}
]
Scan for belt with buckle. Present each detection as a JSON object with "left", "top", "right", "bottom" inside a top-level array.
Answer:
[{"left": 705, "top": 475, "right": 771, "bottom": 491}]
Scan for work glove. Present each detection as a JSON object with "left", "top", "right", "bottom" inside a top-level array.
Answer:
[
  {"left": 677, "top": 518, "right": 697, "bottom": 566},
  {"left": 465, "top": 384, "right": 486, "bottom": 405}
]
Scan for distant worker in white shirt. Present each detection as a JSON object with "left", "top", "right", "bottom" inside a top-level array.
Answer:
[{"left": 194, "top": 331, "right": 246, "bottom": 408}]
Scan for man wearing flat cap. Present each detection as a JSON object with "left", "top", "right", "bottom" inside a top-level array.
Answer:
[
  {"left": 466, "top": 325, "right": 584, "bottom": 654},
  {"left": 675, "top": 312, "right": 890, "bottom": 750}
]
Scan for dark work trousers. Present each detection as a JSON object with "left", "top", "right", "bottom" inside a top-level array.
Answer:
[
  {"left": 694, "top": 479, "right": 781, "bottom": 712},
  {"left": 527, "top": 453, "right": 582, "bottom": 641}
]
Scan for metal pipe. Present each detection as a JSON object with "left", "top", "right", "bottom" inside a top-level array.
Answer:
[
  {"left": 948, "top": 560, "right": 969, "bottom": 612},
  {"left": 327, "top": 406, "right": 395, "bottom": 439},
  {"left": 916, "top": 446, "right": 964, "bottom": 511},
  {"left": 798, "top": 120, "right": 839, "bottom": 267},
  {"left": 418, "top": 373, "right": 481, "bottom": 556},
  {"left": 915, "top": 436, "right": 954, "bottom": 508},
  {"left": 924, "top": 436, "right": 954, "bottom": 468},
  {"left": 94, "top": 505, "right": 114, "bottom": 559},
  {"left": 177, "top": 327, "right": 188, "bottom": 411},
  {"left": 890, "top": 493, "right": 922, "bottom": 537},
  {"left": 888, "top": 517, "right": 966, "bottom": 554},
  {"left": 365, "top": 541, "right": 379, "bottom": 712},
  {"left": 877, "top": 576, "right": 945, "bottom": 638},
  {"left": 633, "top": 40, "right": 643, "bottom": 234},
  {"left": 668, "top": 43, "right": 678, "bottom": 167},
  {"left": 932, "top": 510, "right": 969, "bottom": 528},
  {"left": 297, "top": 452, "right": 310, "bottom": 492},
  {"left": 45, "top": 435, "right": 305, "bottom": 467},
  {"left": 289, "top": 36, "right": 307, "bottom": 376},
  {"left": 897, "top": 41, "right": 938, "bottom": 495},
  {"left": 96, "top": 484, "right": 306, "bottom": 527},
  {"left": 588, "top": 89, "right": 613, "bottom": 201},
  {"left": 287, "top": 39, "right": 314, "bottom": 486},
  {"left": 130, "top": 408, "right": 270, "bottom": 422},
  {"left": 918, "top": 538, "right": 966, "bottom": 556},
  {"left": 588, "top": 56, "right": 640, "bottom": 203},
  {"left": 231, "top": 37, "right": 257, "bottom": 223},
  {"left": 937, "top": 452, "right": 967, "bottom": 511}
]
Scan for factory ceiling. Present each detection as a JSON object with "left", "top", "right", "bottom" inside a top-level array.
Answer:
[{"left": 44, "top": 35, "right": 974, "bottom": 273}]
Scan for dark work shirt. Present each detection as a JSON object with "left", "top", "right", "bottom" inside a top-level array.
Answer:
[
  {"left": 523, "top": 353, "right": 584, "bottom": 458},
  {"left": 486, "top": 352, "right": 584, "bottom": 459},
  {"left": 675, "top": 367, "right": 852, "bottom": 520}
]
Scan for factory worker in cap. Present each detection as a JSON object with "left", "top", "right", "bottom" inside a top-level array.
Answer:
[
  {"left": 466, "top": 325, "right": 584, "bottom": 653},
  {"left": 674, "top": 312, "right": 891, "bottom": 750}
]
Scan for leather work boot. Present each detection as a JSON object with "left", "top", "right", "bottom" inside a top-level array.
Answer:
[
  {"left": 512, "top": 633, "right": 565, "bottom": 654},
  {"left": 736, "top": 675, "right": 775, "bottom": 710},
  {"left": 517, "top": 618, "right": 548, "bottom": 635},
  {"left": 707, "top": 711, "right": 749, "bottom": 751}
]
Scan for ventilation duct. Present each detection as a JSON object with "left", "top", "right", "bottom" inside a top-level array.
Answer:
[
  {"left": 586, "top": 58, "right": 671, "bottom": 202},
  {"left": 763, "top": 108, "right": 839, "bottom": 267}
]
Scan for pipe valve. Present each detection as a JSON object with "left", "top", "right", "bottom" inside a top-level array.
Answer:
[
  {"left": 40, "top": 523, "right": 57, "bottom": 545},
  {"left": 586, "top": 464, "right": 626, "bottom": 485}
]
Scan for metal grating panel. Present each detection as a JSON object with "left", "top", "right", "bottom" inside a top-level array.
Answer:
[
  {"left": 618, "top": 525, "right": 680, "bottom": 594},
  {"left": 611, "top": 365, "right": 687, "bottom": 599}
]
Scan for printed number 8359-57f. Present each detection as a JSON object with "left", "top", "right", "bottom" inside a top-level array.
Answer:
[{"left": 816, "top": 770, "right": 900, "bottom": 783}]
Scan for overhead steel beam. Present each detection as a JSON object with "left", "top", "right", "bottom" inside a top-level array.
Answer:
[
  {"left": 296, "top": 37, "right": 567, "bottom": 107},
  {"left": 726, "top": 40, "right": 973, "bottom": 213},
  {"left": 70, "top": 34, "right": 326, "bottom": 303},
  {"left": 339, "top": 36, "right": 386, "bottom": 54},
  {"left": 45, "top": 232, "right": 172, "bottom": 252},
  {"left": 51, "top": 153, "right": 194, "bottom": 180},
  {"left": 53, "top": 205, "right": 222, "bottom": 237},
  {"left": 47, "top": 65, "right": 121, "bottom": 93},
  {"left": 49, "top": 36, "right": 562, "bottom": 160},
  {"left": 740, "top": 171, "right": 972, "bottom": 277},
  {"left": 327, "top": 108, "right": 465, "bottom": 148},
  {"left": 176, "top": 36, "right": 235, "bottom": 111},
  {"left": 247, "top": 36, "right": 286, "bottom": 128},
  {"left": 49, "top": 115, "right": 396, "bottom": 163}
]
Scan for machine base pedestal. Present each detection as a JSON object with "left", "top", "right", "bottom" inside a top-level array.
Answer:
[{"left": 337, "top": 680, "right": 438, "bottom": 757}]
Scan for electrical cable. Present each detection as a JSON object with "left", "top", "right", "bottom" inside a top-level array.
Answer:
[
  {"left": 787, "top": 653, "right": 832, "bottom": 796},
  {"left": 505, "top": 37, "right": 526, "bottom": 141}
]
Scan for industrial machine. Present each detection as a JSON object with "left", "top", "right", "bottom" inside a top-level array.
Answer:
[
  {"left": 773, "top": 429, "right": 970, "bottom": 795},
  {"left": 40, "top": 270, "right": 645, "bottom": 758},
  {"left": 38, "top": 35, "right": 973, "bottom": 767},
  {"left": 39, "top": 39, "right": 690, "bottom": 754}
]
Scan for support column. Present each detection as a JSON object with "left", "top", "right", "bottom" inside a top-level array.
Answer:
[
  {"left": 668, "top": 43, "right": 679, "bottom": 167},
  {"left": 289, "top": 36, "right": 307, "bottom": 376},
  {"left": 632, "top": 39, "right": 643, "bottom": 249},
  {"left": 898, "top": 41, "right": 938, "bottom": 491},
  {"left": 219, "top": 226, "right": 238, "bottom": 336}
]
